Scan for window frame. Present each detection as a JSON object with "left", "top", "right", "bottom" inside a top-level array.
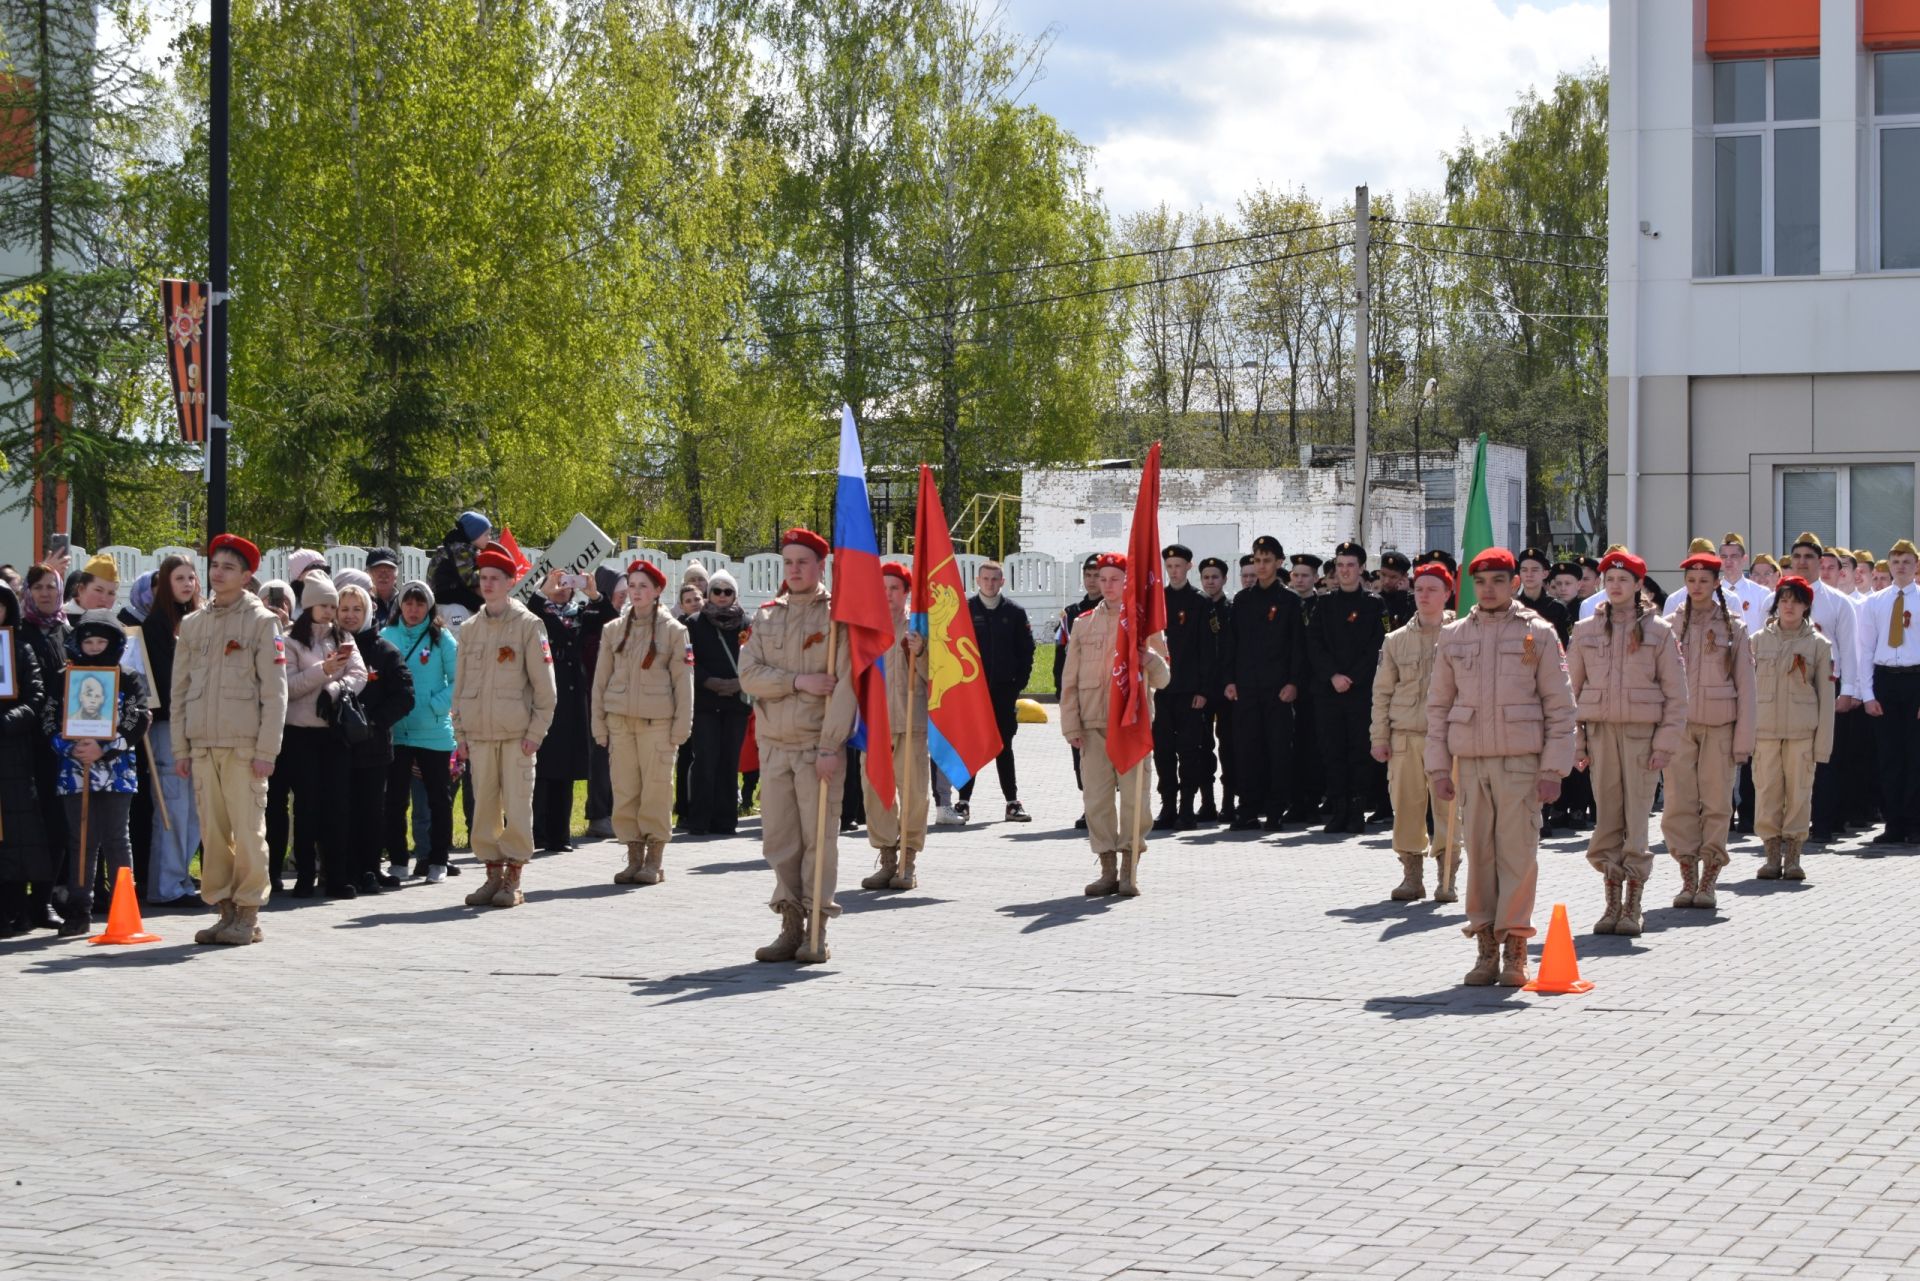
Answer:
[
  {"left": 1774, "top": 461, "right": 1919, "bottom": 551},
  {"left": 1708, "top": 56, "right": 1821, "bottom": 279},
  {"left": 1870, "top": 52, "right": 1920, "bottom": 272}
]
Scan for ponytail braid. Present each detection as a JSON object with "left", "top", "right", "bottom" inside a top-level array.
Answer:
[{"left": 1713, "top": 583, "right": 1736, "bottom": 678}]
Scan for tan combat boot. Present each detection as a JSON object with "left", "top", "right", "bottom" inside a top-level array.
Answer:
[
  {"left": 614, "top": 844, "right": 646, "bottom": 885},
  {"left": 889, "top": 849, "right": 918, "bottom": 891},
  {"left": 754, "top": 904, "right": 804, "bottom": 962},
  {"left": 1758, "top": 838, "right": 1783, "bottom": 879},
  {"left": 1672, "top": 858, "right": 1699, "bottom": 909},
  {"left": 194, "top": 900, "right": 234, "bottom": 946},
  {"left": 1593, "top": 876, "right": 1622, "bottom": 934},
  {"left": 637, "top": 839, "right": 666, "bottom": 885},
  {"left": 1117, "top": 848, "right": 1142, "bottom": 897},
  {"left": 1694, "top": 856, "right": 1725, "bottom": 909},
  {"left": 1391, "top": 853, "right": 1425, "bottom": 901},
  {"left": 1783, "top": 838, "right": 1806, "bottom": 881},
  {"left": 795, "top": 913, "right": 831, "bottom": 965},
  {"left": 1464, "top": 928, "right": 1497, "bottom": 986},
  {"left": 861, "top": 847, "right": 898, "bottom": 890},
  {"left": 1615, "top": 878, "right": 1645, "bottom": 937},
  {"left": 466, "top": 861, "right": 505, "bottom": 906},
  {"left": 1497, "top": 935, "right": 1529, "bottom": 987},
  {"left": 1084, "top": 852, "right": 1119, "bottom": 897},
  {"left": 491, "top": 861, "right": 525, "bottom": 908},
  {"left": 213, "top": 904, "right": 261, "bottom": 946},
  {"left": 1432, "top": 851, "right": 1459, "bottom": 904}
]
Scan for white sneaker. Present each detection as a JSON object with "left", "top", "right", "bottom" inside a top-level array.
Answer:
[
  {"left": 425, "top": 864, "right": 447, "bottom": 884},
  {"left": 935, "top": 805, "right": 964, "bottom": 826},
  {"left": 388, "top": 860, "right": 409, "bottom": 879}
]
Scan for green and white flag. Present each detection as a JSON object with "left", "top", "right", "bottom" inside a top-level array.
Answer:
[{"left": 1455, "top": 433, "right": 1495, "bottom": 612}]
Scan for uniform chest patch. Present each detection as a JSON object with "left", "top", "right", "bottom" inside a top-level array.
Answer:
[
  {"left": 498, "top": 645, "right": 516, "bottom": 663},
  {"left": 1266, "top": 606, "right": 1276, "bottom": 621},
  {"left": 803, "top": 631, "right": 825, "bottom": 650},
  {"left": 1346, "top": 610, "right": 1358, "bottom": 624},
  {"left": 224, "top": 639, "right": 242, "bottom": 656}
]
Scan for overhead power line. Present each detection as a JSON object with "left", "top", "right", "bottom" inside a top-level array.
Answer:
[
  {"left": 1373, "top": 238, "right": 1605, "bottom": 274},
  {"left": 1376, "top": 215, "right": 1607, "bottom": 245}
]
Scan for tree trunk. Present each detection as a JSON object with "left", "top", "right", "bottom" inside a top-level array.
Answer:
[{"left": 34, "top": 0, "right": 56, "bottom": 552}]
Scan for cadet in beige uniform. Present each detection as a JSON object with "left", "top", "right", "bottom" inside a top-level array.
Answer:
[
  {"left": 591, "top": 559, "right": 693, "bottom": 888},
  {"left": 1663, "top": 544, "right": 1755, "bottom": 910},
  {"left": 1568, "top": 549, "right": 1687, "bottom": 937},
  {"left": 739, "top": 528, "right": 856, "bottom": 964},
  {"left": 453, "top": 546, "right": 557, "bottom": 909},
  {"left": 1369, "top": 561, "right": 1456, "bottom": 903},
  {"left": 172, "top": 534, "right": 289, "bottom": 947},
  {"left": 1427, "top": 548, "right": 1577, "bottom": 987},
  {"left": 1061, "top": 552, "right": 1171, "bottom": 899},
  {"left": 861, "top": 562, "right": 929, "bottom": 892},
  {"left": 1751, "top": 576, "right": 1833, "bottom": 880}
]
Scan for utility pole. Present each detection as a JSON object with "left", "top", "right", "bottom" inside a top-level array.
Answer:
[
  {"left": 207, "top": 0, "right": 230, "bottom": 539},
  {"left": 1352, "top": 183, "right": 1369, "bottom": 543}
]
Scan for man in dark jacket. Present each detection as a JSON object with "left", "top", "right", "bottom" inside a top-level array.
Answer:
[
  {"left": 1226, "top": 536, "right": 1306, "bottom": 830},
  {"left": 1307, "top": 541, "right": 1387, "bottom": 833},
  {"left": 366, "top": 547, "right": 403, "bottom": 630},
  {"left": 1195, "top": 557, "right": 1233, "bottom": 823},
  {"left": 1378, "top": 551, "right": 1416, "bottom": 631},
  {"left": 961, "top": 561, "right": 1036, "bottom": 823},
  {"left": 1153, "top": 543, "right": 1212, "bottom": 830}
]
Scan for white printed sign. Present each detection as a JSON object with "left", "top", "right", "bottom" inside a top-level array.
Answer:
[{"left": 512, "top": 513, "right": 617, "bottom": 603}]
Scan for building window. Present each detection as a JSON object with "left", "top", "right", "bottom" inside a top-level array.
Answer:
[
  {"left": 1710, "top": 57, "right": 1821, "bottom": 277},
  {"left": 1777, "top": 463, "right": 1917, "bottom": 552},
  {"left": 1874, "top": 51, "right": 1920, "bottom": 270}
]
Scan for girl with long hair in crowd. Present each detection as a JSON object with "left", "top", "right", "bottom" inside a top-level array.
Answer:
[
  {"left": 337, "top": 583, "right": 413, "bottom": 894},
  {"left": 1661, "top": 541, "right": 1755, "bottom": 911},
  {"left": 1567, "top": 549, "right": 1687, "bottom": 937},
  {"left": 279, "top": 573, "right": 366, "bottom": 897},
  {"left": 1751, "top": 576, "right": 1833, "bottom": 881},
  {"left": 140, "top": 554, "right": 205, "bottom": 905},
  {"left": 590, "top": 561, "right": 692, "bottom": 886},
  {"left": 382, "top": 581, "right": 460, "bottom": 882}
]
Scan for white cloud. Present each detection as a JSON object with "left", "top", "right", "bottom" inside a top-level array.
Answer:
[{"left": 1044, "top": 0, "right": 1607, "bottom": 215}]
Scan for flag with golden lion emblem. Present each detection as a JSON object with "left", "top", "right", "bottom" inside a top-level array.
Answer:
[{"left": 910, "top": 464, "right": 1003, "bottom": 787}]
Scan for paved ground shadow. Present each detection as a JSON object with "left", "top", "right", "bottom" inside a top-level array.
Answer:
[
  {"left": 336, "top": 901, "right": 491, "bottom": 928},
  {"left": 26, "top": 941, "right": 209, "bottom": 973},
  {"left": 998, "top": 894, "right": 1117, "bottom": 933},
  {"left": 535, "top": 881, "right": 637, "bottom": 902},
  {"left": 1642, "top": 906, "right": 1727, "bottom": 930},
  {"left": 688, "top": 860, "right": 766, "bottom": 875},
  {"left": 1324, "top": 900, "right": 1460, "bottom": 940},
  {"left": 1003, "top": 826, "right": 1087, "bottom": 843},
  {"left": 837, "top": 893, "right": 951, "bottom": 914},
  {"left": 1724, "top": 878, "right": 1812, "bottom": 896},
  {"left": 628, "top": 962, "right": 830, "bottom": 1005},
  {"left": 1362, "top": 987, "right": 1533, "bottom": 1019}
]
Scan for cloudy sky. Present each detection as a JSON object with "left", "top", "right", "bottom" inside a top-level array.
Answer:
[{"left": 998, "top": 0, "right": 1607, "bottom": 216}]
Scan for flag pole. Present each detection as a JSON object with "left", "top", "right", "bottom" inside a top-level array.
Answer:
[
  {"left": 808, "top": 623, "right": 840, "bottom": 957},
  {"left": 902, "top": 644, "right": 916, "bottom": 824}
]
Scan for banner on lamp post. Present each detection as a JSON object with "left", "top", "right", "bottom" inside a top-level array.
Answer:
[{"left": 159, "top": 279, "right": 209, "bottom": 445}]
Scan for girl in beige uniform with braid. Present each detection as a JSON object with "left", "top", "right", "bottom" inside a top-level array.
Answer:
[{"left": 591, "top": 559, "right": 693, "bottom": 888}]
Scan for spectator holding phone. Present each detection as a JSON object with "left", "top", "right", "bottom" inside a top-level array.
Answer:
[
  {"left": 526, "top": 566, "right": 615, "bottom": 852},
  {"left": 280, "top": 573, "right": 367, "bottom": 897}
]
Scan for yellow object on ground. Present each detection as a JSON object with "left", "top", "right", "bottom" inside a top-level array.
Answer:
[{"left": 1016, "top": 698, "right": 1049, "bottom": 724}]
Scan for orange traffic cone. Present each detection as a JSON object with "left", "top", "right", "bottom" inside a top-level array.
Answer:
[
  {"left": 1522, "top": 902, "right": 1592, "bottom": 994},
  {"left": 90, "top": 866, "right": 161, "bottom": 946}
]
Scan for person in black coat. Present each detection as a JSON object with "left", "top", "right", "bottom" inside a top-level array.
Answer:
[
  {"left": 337, "top": 586, "right": 413, "bottom": 892},
  {"left": 685, "top": 571, "right": 751, "bottom": 835},
  {"left": 527, "top": 568, "right": 614, "bottom": 852},
  {"left": 960, "top": 560, "right": 1036, "bottom": 822},
  {"left": 20, "top": 564, "right": 70, "bottom": 930},
  {"left": 1225, "top": 536, "right": 1307, "bottom": 831},
  {"left": 1153, "top": 544, "right": 1212, "bottom": 830},
  {"left": 1193, "top": 557, "right": 1234, "bottom": 823},
  {"left": 0, "top": 584, "right": 53, "bottom": 936},
  {"left": 1305, "top": 541, "right": 1387, "bottom": 834}
]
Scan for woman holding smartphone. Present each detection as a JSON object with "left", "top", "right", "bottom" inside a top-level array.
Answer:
[{"left": 280, "top": 574, "right": 366, "bottom": 897}]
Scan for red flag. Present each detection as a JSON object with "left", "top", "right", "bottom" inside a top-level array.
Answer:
[
  {"left": 1106, "top": 442, "right": 1165, "bottom": 772},
  {"left": 910, "top": 465, "right": 1003, "bottom": 786},
  {"left": 495, "top": 525, "right": 533, "bottom": 580}
]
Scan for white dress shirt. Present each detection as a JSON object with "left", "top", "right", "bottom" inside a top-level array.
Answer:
[
  {"left": 1578, "top": 592, "right": 1602, "bottom": 621},
  {"left": 1856, "top": 581, "right": 1920, "bottom": 703},
  {"left": 1797, "top": 579, "right": 1862, "bottom": 700},
  {"left": 1664, "top": 573, "right": 1772, "bottom": 626}
]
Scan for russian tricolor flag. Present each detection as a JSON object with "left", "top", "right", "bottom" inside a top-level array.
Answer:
[{"left": 832, "top": 405, "right": 897, "bottom": 811}]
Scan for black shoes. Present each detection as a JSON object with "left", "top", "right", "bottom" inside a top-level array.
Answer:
[{"left": 1005, "top": 801, "right": 1032, "bottom": 823}]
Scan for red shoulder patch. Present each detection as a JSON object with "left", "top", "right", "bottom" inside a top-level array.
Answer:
[{"left": 272, "top": 637, "right": 286, "bottom": 666}]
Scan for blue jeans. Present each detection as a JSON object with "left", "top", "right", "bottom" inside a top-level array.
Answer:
[{"left": 145, "top": 731, "right": 202, "bottom": 900}]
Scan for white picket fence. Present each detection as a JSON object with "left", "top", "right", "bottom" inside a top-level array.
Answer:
[{"left": 78, "top": 544, "right": 1099, "bottom": 642}]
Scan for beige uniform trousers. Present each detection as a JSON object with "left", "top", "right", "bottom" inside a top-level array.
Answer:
[
  {"left": 194, "top": 746, "right": 272, "bottom": 909},
  {"left": 607, "top": 714, "right": 675, "bottom": 845},
  {"left": 468, "top": 738, "right": 536, "bottom": 865},
  {"left": 760, "top": 742, "right": 843, "bottom": 919},
  {"left": 1583, "top": 721, "right": 1658, "bottom": 882},
  {"left": 1080, "top": 727, "right": 1151, "bottom": 856},
  {"left": 864, "top": 729, "right": 929, "bottom": 855},
  {"left": 1457, "top": 755, "right": 1543, "bottom": 942},
  {"left": 1661, "top": 721, "right": 1735, "bottom": 869},
  {"left": 1389, "top": 731, "right": 1456, "bottom": 858},
  {"left": 1753, "top": 737, "right": 1815, "bottom": 842}
]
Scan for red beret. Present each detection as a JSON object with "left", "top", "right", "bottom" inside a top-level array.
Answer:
[
  {"left": 1466, "top": 548, "right": 1516, "bottom": 575},
  {"left": 1776, "top": 574, "right": 1815, "bottom": 602},
  {"left": 1411, "top": 561, "right": 1454, "bottom": 593},
  {"left": 880, "top": 561, "right": 911, "bottom": 586},
  {"left": 474, "top": 546, "right": 518, "bottom": 577},
  {"left": 626, "top": 560, "right": 666, "bottom": 589},
  {"left": 1598, "top": 550, "right": 1648, "bottom": 580},
  {"left": 1095, "top": 552, "right": 1127, "bottom": 572},
  {"left": 208, "top": 533, "right": 260, "bottom": 573},
  {"left": 782, "top": 527, "right": 829, "bottom": 558},
  {"left": 1680, "top": 553, "right": 1722, "bottom": 574}
]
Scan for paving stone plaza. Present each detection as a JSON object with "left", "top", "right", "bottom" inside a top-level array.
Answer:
[{"left": 5, "top": 738, "right": 1919, "bottom": 1280}]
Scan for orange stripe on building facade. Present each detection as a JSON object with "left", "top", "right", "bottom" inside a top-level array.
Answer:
[
  {"left": 1706, "top": 0, "right": 1819, "bottom": 58},
  {"left": 1867, "top": 0, "right": 1920, "bottom": 50}
]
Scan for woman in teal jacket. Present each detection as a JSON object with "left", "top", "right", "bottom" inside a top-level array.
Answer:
[{"left": 381, "top": 580, "right": 459, "bottom": 882}]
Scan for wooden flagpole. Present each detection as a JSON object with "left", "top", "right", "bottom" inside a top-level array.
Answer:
[
  {"left": 143, "top": 729, "right": 173, "bottom": 832},
  {"left": 807, "top": 624, "right": 840, "bottom": 956}
]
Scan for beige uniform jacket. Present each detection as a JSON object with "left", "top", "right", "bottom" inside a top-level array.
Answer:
[
  {"left": 1673, "top": 602, "right": 1757, "bottom": 757},
  {"left": 1423, "top": 603, "right": 1576, "bottom": 778},
  {"left": 884, "top": 615, "right": 929, "bottom": 726},
  {"left": 451, "top": 598, "right": 557, "bottom": 744},
  {"left": 737, "top": 584, "right": 857, "bottom": 750},
  {"left": 169, "top": 591, "right": 290, "bottom": 761},
  {"left": 1567, "top": 607, "right": 1688, "bottom": 758},
  {"left": 591, "top": 605, "right": 694, "bottom": 746},
  {"left": 1370, "top": 613, "right": 1453, "bottom": 744},
  {"left": 1059, "top": 601, "right": 1171, "bottom": 739},
  {"left": 1751, "top": 620, "right": 1835, "bottom": 761}
]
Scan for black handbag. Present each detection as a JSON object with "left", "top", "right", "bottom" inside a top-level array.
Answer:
[{"left": 319, "top": 686, "right": 373, "bottom": 745}]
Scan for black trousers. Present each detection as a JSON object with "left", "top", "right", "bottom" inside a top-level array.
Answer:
[
  {"left": 586, "top": 742, "right": 612, "bottom": 823},
  {"left": 266, "top": 762, "right": 293, "bottom": 883},
  {"left": 1151, "top": 688, "right": 1209, "bottom": 807},
  {"left": 675, "top": 739, "right": 693, "bottom": 822},
  {"left": 63, "top": 791, "right": 133, "bottom": 914},
  {"left": 1209, "top": 701, "right": 1233, "bottom": 806},
  {"left": 1736, "top": 759, "right": 1755, "bottom": 831},
  {"left": 1835, "top": 704, "right": 1874, "bottom": 827},
  {"left": 1230, "top": 689, "right": 1294, "bottom": 821},
  {"left": 348, "top": 761, "right": 388, "bottom": 883},
  {"left": 386, "top": 745, "right": 453, "bottom": 865},
  {"left": 282, "top": 724, "right": 351, "bottom": 888},
  {"left": 961, "top": 686, "right": 1023, "bottom": 805},
  {"left": 1873, "top": 667, "right": 1920, "bottom": 837},
  {"left": 688, "top": 710, "right": 748, "bottom": 834},
  {"left": 1315, "top": 685, "right": 1373, "bottom": 816},
  {"left": 842, "top": 747, "right": 865, "bottom": 824},
  {"left": 1292, "top": 694, "right": 1324, "bottom": 815},
  {"left": 532, "top": 777, "right": 576, "bottom": 850}
]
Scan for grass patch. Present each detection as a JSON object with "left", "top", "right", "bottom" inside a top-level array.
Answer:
[{"left": 1025, "top": 643, "right": 1057, "bottom": 698}]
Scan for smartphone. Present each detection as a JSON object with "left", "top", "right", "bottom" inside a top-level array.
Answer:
[
  {"left": 46, "top": 533, "right": 69, "bottom": 558},
  {"left": 566, "top": 573, "right": 588, "bottom": 590}
]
